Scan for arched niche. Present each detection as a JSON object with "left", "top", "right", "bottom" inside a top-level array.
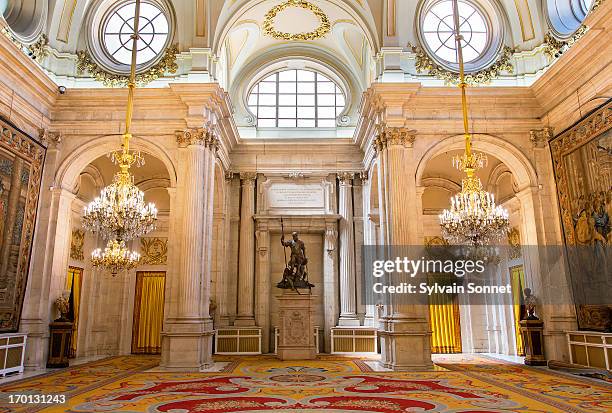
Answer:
[{"left": 2, "top": 0, "right": 47, "bottom": 43}]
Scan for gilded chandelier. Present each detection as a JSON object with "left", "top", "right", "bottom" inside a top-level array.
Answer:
[
  {"left": 83, "top": 0, "right": 156, "bottom": 273},
  {"left": 439, "top": 0, "right": 509, "bottom": 246},
  {"left": 91, "top": 240, "right": 141, "bottom": 275}
]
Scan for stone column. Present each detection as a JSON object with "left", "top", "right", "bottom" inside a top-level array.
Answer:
[
  {"left": 255, "top": 220, "right": 271, "bottom": 352},
  {"left": 337, "top": 172, "right": 359, "bottom": 326},
  {"left": 235, "top": 172, "right": 257, "bottom": 326},
  {"left": 217, "top": 172, "right": 234, "bottom": 327},
  {"left": 375, "top": 126, "right": 432, "bottom": 370},
  {"left": 161, "top": 128, "right": 215, "bottom": 371},
  {"left": 323, "top": 219, "right": 339, "bottom": 352}
]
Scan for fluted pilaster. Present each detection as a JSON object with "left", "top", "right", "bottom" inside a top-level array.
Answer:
[
  {"left": 235, "top": 172, "right": 257, "bottom": 326},
  {"left": 337, "top": 172, "right": 359, "bottom": 326}
]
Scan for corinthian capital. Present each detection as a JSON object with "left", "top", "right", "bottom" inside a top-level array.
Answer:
[
  {"left": 240, "top": 172, "right": 257, "bottom": 184},
  {"left": 529, "top": 127, "right": 554, "bottom": 148},
  {"left": 176, "top": 127, "right": 207, "bottom": 147},
  {"left": 374, "top": 126, "right": 416, "bottom": 152},
  {"left": 337, "top": 172, "right": 354, "bottom": 185},
  {"left": 39, "top": 129, "right": 62, "bottom": 148}
]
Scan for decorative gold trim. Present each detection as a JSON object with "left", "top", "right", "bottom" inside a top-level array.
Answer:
[
  {"left": 263, "top": 0, "right": 330, "bottom": 41},
  {"left": 411, "top": 44, "right": 514, "bottom": 85},
  {"left": 76, "top": 44, "right": 179, "bottom": 87},
  {"left": 1, "top": 29, "right": 49, "bottom": 62},
  {"left": 543, "top": 26, "right": 589, "bottom": 59}
]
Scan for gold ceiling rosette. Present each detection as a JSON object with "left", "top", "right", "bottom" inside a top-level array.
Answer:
[{"left": 263, "top": 0, "right": 331, "bottom": 41}]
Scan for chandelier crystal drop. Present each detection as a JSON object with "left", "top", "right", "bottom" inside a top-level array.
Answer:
[
  {"left": 438, "top": 0, "right": 509, "bottom": 246},
  {"left": 83, "top": 0, "right": 157, "bottom": 273},
  {"left": 91, "top": 239, "right": 141, "bottom": 275}
]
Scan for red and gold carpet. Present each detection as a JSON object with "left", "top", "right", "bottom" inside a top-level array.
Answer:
[{"left": 0, "top": 354, "right": 610, "bottom": 413}]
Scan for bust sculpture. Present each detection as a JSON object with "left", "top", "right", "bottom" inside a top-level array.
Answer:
[
  {"left": 277, "top": 230, "right": 314, "bottom": 292},
  {"left": 54, "top": 291, "right": 71, "bottom": 322}
]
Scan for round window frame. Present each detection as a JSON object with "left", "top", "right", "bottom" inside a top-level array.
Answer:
[
  {"left": 244, "top": 63, "right": 351, "bottom": 128},
  {"left": 544, "top": 0, "right": 592, "bottom": 40},
  {"left": 415, "top": 0, "right": 505, "bottom": 73},
  {"left": 85, "top": 0, "right": 175, "bottom": 75}
]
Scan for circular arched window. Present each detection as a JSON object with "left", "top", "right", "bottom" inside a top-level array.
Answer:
[
  {"left": 102, "top": 2, "right": 169, "bottom": 66},
  {"left": 85, "top": 0, "right": 174, "bottom": 74},
  {"left": 417, "top": 0, "right": 504, "bottom": 73},
  {"left": 247, "top": 69, "right": 346, "bottom": 128},
  {"left": 546, "top": 0, "right": 592, "bottom": 38}
]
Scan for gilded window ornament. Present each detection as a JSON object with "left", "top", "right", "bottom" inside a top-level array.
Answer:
[
  {"left": 76, "top": 44, "right": 178, "bottom": 87},
  {"left": 543, "top": 26, "right": 589, "bottom": 59},
  {"left": 411, "top": 44, "right": 514, "bottom": 85},
  {"left": 263, "top": 0, "right": 330, "bottom": 41}
]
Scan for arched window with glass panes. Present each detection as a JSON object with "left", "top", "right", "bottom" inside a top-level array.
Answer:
[
  {"left": 247, "top": 69, "right": 346, "bottom": 128},
  {"left": 546, "top": 0, "right": 592, "bottom": 38}
]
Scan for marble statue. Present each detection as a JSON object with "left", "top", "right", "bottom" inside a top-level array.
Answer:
[{"left": 277, "top": 230, "right": 314, "bottom": 291}]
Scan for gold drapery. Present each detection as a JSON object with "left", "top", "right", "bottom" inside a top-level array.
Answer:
[
  {"left": 429, "top": 274, "right": 462, "bottom": 353},
  {"left": 510, "top": 265, "right": 526, "bottom": 356},
  {"left": 66, "top": 267, "right": 83, "bottom": 358},
  {"left": 131, "top": 272, "right": 166, "bottom": 354}
]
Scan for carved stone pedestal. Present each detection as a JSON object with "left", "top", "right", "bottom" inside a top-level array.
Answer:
[
  {"left": 520, "top": 319, "right": 546, "bottom": 366},
  {"left": 277, "top": 291, "right": 316, "bottom": 360}
]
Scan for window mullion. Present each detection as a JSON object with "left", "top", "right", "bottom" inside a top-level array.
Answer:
[{"left": 314, "top": 72, "right": 319, "bottom": 128}]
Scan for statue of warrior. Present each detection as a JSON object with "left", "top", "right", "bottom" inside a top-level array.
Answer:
[{"left": 281, "top": 232, "right": 307, "bottom": 280}]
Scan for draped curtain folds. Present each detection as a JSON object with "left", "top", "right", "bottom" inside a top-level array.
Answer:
[
  {"left": 132, "top": 272, "right": 166, "bottom": 354},
  {"left": 428, "top": 274, "right": 462, "bottom": 354},
  {"left": 66, "top": 267, "right": 83, "bottom": 358},
  {"left": 510, "top": 265, "right": 526, "bottom": 356}
]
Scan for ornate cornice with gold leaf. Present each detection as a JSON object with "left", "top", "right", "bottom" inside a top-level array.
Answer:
[
  {"left": 1, "top": 29, "right": 49, "bottom": 62},
  {"left": 410, "top": 44, "right": 514, "bottom": 85},
  {"left": 263, "top": 0, "right": 330, "bottom": 41},
  {"left": 543, "top": 25, "right": 589, "bottom": 59},
  {"left": 76, "top": 44, "right": 179, "bottom": 87}
]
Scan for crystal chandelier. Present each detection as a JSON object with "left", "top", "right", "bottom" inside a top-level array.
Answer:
[
  {"left": 439, "top": 0, "right": 509, "bottom": 246},
  {"left": 83, "top": 0, "right": 156, "bottom": 272},
  {"left": 91, "top": 240, "right": 141, "bottom": 275}
]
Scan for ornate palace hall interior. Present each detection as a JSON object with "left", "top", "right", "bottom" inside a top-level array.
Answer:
[{"left": 0, "top": 0, "right": 611, "bottom": 412}]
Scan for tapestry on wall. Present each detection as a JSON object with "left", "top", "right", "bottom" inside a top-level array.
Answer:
[
  {"left": 550, "top": 101, "right": 612, "bottom": 332},
  {"left": 0, "top": 117, "right": 46, "bottom": 332}
]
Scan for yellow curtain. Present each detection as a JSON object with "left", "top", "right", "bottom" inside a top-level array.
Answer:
[
  {"left": 510, "top": 265, "right": 526, "bottom": 356},
  {"left": 429, "top": 274, "right": 462, "bottom": 353},
  {"left": 132, "top": 272, "right": 166, "bottom": 354},
  {"left": 66, "top": 267, "right": 83, "bottom": 358}
]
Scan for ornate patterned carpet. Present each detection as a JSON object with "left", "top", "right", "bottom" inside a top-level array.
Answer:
[{"left": 0, "top": 354, "right": 610, "bottom": 413}]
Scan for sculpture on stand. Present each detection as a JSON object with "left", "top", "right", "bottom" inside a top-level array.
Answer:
[
  {"left": 276, "top": 218, "right": 314, "bottom": 292},
  {"left": 519, "top": 288, "right": 546, "bottom": 366}
]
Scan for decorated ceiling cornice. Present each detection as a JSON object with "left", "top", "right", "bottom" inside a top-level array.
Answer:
[
  {"left": 76, "top": 45, "right": 179, "bottom": 88},
  {"left": 263, "top": 0, "right": 331, "bottom": 41},
  {"left": 410, "top": 44, "right": 515, "bottom": 86},
  {"left": 543, "top": 26, "right": 589, "bottom": 59},
  {"left": 1, "top": 29, "right": 48, "bottom": 62}
]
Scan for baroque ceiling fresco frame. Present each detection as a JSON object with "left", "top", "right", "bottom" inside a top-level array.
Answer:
[{"left": 0, "top": 117, "right": 46, "bottom": 332}]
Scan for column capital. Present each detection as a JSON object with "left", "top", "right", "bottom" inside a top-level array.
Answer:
[
  {"left": 224, "top": 171, "right": 235, "bottom": 182},
  {"left": 374, "top": 126, "right": 416, "bottom": 151},
  {"left": 39, "top": 129, "right": 62, "bottom": 148},
  {"left": 239, "top": 172, "right": 257, "bottom": 184},
  {"left": 337, "top": 172, "right": 355, "bottom": 185},
  {"left": 176, "top": 127, "right": 219, "bottom": 150},
  {"left": 529, "top": 127, "right": 554, "bottom": 148}
]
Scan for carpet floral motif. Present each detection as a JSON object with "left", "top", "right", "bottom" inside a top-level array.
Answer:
[{"left": 0, "top": 354, "right": 610, "bottom": 413}]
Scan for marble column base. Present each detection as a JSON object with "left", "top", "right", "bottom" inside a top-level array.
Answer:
[
  {"left": 160, "top": 318, "right": 214, "bottom": 371},
  {"left": 337, "top": 316, "right": 361, "bottom": 327},
  {"left": 378, "top": 317, "right": 433, "bottom": 371},
  {"left": 277, "top": 291, "right": 317, "bottom": 360},
  {"left": 20, "top": 319, "right": 47, "bottom": 370}
]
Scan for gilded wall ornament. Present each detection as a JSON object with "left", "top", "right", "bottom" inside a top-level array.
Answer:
[
  {"left": 263, "top": 0, "right": 330, "bottom": 41},
  {"left": 140, "top": 237, "right": 168, "bottom": 265},
  {"left": 543, "top": 26, "right": 589, "bottom": 59},
  {"left": 411, "top": 44, "right": 514, "bottom": 85},
  {"left": 507, "top": 227, "right": 521, "bottom": 259},
  {"left": 374, "top": 126, "right": 416, "bottom": 152},
  {"left": 76, "top": 45, "right": 179, "bottom": 87},
  {"left": 70, "top": 229, "right": 85, "bottom": 262},
  {"left": 529, "top": 128, "right": 554, "bottom": 148}
]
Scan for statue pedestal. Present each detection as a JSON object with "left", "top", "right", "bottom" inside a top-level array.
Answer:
[
  {"left": 276, "top": 291, "right": 316, "bottom": 360},
  {"left": 520, "top": 319, "right": 547, "bottom": 366}
]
